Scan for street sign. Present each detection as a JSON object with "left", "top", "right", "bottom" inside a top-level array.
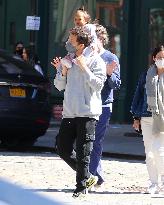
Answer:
[{"left": 26, "top": 16, "right": 40, "bottom": 30}]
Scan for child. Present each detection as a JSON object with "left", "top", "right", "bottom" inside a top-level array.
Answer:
[{"left": 60, "top": 7, "right": 98, "bottom": 68}]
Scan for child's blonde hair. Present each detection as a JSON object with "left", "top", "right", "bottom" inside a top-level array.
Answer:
[{"left": 74, "top": 6, "right": 91, "bottom": 23}]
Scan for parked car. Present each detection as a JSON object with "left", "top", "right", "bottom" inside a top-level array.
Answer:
[{"left": 0, "top": 49, "right": 51, "bottom": 148}]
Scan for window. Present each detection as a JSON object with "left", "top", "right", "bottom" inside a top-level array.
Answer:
[
  {"left": 149, "top": 8, "right": 164, "bottom": 63},
  {"left": 149, "top": 8, "right": 164, "bottom": 49},
  {"left": 96, "top": 1, "right": 123, "bottom": 58}
]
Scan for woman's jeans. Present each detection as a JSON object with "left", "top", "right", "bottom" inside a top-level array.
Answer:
[
  {"left": 140, "top": 116, "right": 164, "bottom": 185},
  {"left": 57, "top": 117, "right": 97, "bottom": 190},
  {"left": 89, "top": 107, "right": 112, "bottom": 185}
]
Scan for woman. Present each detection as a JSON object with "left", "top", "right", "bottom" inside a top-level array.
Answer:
[
  {"left": 145, "top": 45, "right": 164, "bottom": 193},
  {"left": 131, "top": 70, "right": 156, "bottom": 194},
  {"left": 22, "top": 46, "right": 44, "bottom": 75},
  {"left": 131, "top": 45, "right": 164, "bottom": 195}
]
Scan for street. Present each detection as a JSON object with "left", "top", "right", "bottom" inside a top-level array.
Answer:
[
  {"left": 0, "top": 126, "right": 164, "bottom": 204},
  {"left": 0, "top": 151, "right": 164, "bottom": 205}
]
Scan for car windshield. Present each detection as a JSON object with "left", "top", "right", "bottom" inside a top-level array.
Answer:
[{"left": 0, "top": 52, "right": 42, "bottom": 76}]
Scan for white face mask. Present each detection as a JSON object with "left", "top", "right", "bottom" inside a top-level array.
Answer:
[{"left": 155, "top": 59, "right": 164, "bottom": 69}]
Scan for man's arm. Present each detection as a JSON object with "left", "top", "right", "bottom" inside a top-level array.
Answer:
[
  {"left": 130, "top": 71, "right": 146, "bottom": 116},
  {"left": 107, "top": 65, "right": 121, "bottom": 90},
  {"left": 54, "top": 67, "right": 67, "bottom": 91},
  {"left": 51, "top": 57, "right": 67, "bottom": 91},
  {"left": 106, "top": 54, "right": 121, "bottom": 90}
]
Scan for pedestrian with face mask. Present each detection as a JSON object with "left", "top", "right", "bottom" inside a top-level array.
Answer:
[
  {"left": 14, "top": 41, "right": 24, "bottom": 58},
  {"left": 52, "top": 27, "right": 106, "bottom": 198},
  {"left": 131, "top": 45, "right": 164, "bottom": 196},
  {"left": 145, "top": 44, "right": 164, "bottom": 195}
]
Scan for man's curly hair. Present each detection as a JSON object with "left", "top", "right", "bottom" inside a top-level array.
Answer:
[
  {"left": 95, "top": 24, "right": 109, "bottom": 46},
  {"left": 69, "top": 27, "right": 92, "bottom": 47}
]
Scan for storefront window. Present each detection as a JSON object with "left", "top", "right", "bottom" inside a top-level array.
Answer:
[{"left": 96, "top": 0, "right": 123, "bottom": 58}]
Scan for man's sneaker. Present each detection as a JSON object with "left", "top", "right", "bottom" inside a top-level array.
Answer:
[
  {"left": 86, "top": 175, "right": 98, "bottom": 191},
  {"left": 72, "top": 175, "right": 98, "bottom": 198},
  {"left": 148, "top": 183, "right": 159, "bottom": 195},
  {"left": 72, "top": 188, "right": 87, "bottom": 199}
]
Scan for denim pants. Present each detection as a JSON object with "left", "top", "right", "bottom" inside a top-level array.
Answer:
[
  {"left": 89, "top": 107, "right": 112, "bottom": 184},
  {"left": 57, "top": 117, "right": 97, "bottom": 191}
]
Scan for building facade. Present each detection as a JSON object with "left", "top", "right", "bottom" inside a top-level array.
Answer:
[{"left": 0, "top": 0, "right": 164, "bottom": 122}]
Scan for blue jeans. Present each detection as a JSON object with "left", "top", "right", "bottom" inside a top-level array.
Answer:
[{"left": 89, "top": 107, "right": 112, "bottom": 185}]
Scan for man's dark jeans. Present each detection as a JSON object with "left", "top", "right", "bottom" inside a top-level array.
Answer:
[{"left": 57, "top": 117, "right": 97, "bottom": 191}]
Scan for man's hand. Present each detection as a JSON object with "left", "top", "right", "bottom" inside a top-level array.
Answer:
[
  {"left": 51, "top": 57, "right": 68, "bottom": 76},
  {"left": 106, "top": 61, "right": 118, "bottom": 76},
  {"left": 76, "top": 55, "right": 87, "bottom": 71},
  {"left": 133, "top": 119, "right": 140, "bottom": 131},
  {"left": 51, "top": 57, "right": 61, "bottom": 69}
]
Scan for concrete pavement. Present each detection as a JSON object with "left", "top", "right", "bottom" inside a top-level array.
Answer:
[
  {"left": 1, "top": 119, "right": 162, "bottom": 205},
  {"left": 1, "top": 151, "right": 163, "bottom": 205},
  {"left": 103, "top": 123, "right": 145, "bottom": 158}
]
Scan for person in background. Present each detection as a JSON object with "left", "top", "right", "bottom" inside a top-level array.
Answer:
[
  {"left": 89, "top": 24, "right": 121, "bottom": 189},
  {"left": 14, "top": 41, "right": 24, "bottom": 58},
  {"left": 22, "top": 46, "right": 44, "bottom": 75},
  {"left": 145, "top": 44, "right": 164, "bottom": 195},
  {"left": 131, "top": 45, "right": 164, "bottom": 195},
  {"left": 52, "top": 27, "right": 106, "bottom": 198},
  {"left": 131, "top": 70, "right": 155, "bottom": 194}
]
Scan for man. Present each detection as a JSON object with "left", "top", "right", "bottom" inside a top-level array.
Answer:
[
  {"left": 89, "top": 24, "right": 121, "bottom": 188},
  {"left": 52, "top": 27, "right": 106, "bottom": 198}
]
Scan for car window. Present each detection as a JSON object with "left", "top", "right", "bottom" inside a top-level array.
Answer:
[{"left": 0, "top": 53, "right": 42, "bottom": 77}]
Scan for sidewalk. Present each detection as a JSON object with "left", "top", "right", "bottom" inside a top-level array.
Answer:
[
  {"left": 1, "top": 152, "right": 161, "bottom": 205},
  {"left": 103, "top": 124, "right": 145, "bottom": 158},
  {"left": 50, "top": 119, "right": 145, "bottom": 158}
]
